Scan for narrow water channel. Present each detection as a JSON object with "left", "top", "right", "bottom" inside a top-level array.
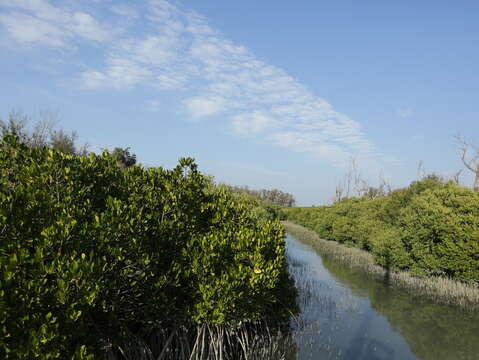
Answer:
[{"left": 285, "top": 234, "right": 479, "bottom": 360}]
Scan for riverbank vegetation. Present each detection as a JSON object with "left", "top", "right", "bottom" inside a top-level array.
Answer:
[
  {"left": 0, "top": 118, "right": 298, "bottom": 359},
  {"left": 284, "top": 222, "right": 479, "bottom": 310},
  {"left": 283, "top": 178, "right": 479, "bottom": 284}
]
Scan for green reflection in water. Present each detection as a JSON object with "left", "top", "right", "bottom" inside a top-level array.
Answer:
[{"left": 320, "top": 255, "right": 479, "bottom": 360}]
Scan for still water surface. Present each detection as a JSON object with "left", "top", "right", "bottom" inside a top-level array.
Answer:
[{"left": 285, "top": 234, "right": 479, "bottom": 360}]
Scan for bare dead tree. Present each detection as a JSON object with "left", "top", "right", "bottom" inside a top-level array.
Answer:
[
  {"left": 378, "top": 170, "right": 392, "bottom": 195},
  {"left": 333, "top": 157, "right": 355, "bottom": 201},
  {"left": 452, "top": 169, "right": 462, "bottom": 185},
  {"left": 30, "top": 110, "right": 59, "bottom": 148},
  {"left": 344, "top": 158, "right": 354, "bottom": 198},
  {"left": 416, "top": 160, "right": 426, "bottom": 180},
  {"left": 351, "top": 157, "right": 364, "bottom": 196},
  {"left": 1, "top": 109, "right": 89, "bottom": 155},
  {"left": 350, "top": 157, "right": 377, "bottom": 198},
  {"left": 334, "top": 157, "right": 390, "bottom": 200},
  {"left": 333, "top": 184, "right": 344, "bottom": 203},
  {"left": 456, "top": 135, "right": 479, "bottom": 191},
  {"left": 1, "top": 109, "right": 29, "bottom": 143}
]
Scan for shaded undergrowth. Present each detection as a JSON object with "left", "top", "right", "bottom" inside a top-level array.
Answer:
[{"left": 103, "top": 322, "right": 296, "bottom": 360}]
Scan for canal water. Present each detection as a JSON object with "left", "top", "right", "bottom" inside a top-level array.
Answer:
[{"left": 285, "top": 234, "right": 479, "bottom": 360}]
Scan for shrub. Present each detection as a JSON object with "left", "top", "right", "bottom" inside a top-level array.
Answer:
[
  {"left": 369, "top": 225, "right": 412, "bottom": 269},
  {"left": 399, "top": 184, "right": 479, "bottom": 282},
  {"left": 0, "top": 135, "right": 297, "bottom": 359}
]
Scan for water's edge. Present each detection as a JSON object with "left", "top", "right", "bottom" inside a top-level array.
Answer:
[
  {"left": 283, "top": 221, "right": 479, "bottom": 312},
  {"left": 285, "top": 226, "right": 479, "bottom": 360}
]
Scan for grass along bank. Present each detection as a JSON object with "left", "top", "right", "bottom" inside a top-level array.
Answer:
[{"left": 283, "top": 221, "right": 479, "bottom": 312}]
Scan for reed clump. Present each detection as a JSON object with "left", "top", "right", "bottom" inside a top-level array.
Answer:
[
  {"left": 284, "top": 221, "right": 479, "bottom": 312},
  {"left": 103, "top": 321, "right": 296, "bottom": 360}
]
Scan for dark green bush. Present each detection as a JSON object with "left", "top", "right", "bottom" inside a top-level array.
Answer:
[
  {"left": 0, "top": 135, "right": 297, "bottom": 359},
  {"left": 369, "top": 225, "right": 412, "bottom": 269},
  {"left": 399, "top": 184, "right": 479, "bottom": 281}
]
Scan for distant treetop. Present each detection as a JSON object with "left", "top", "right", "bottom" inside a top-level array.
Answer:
[
  {"left": 110, "top": 147, "right": 137, "bottom": 168},
  {"left": 227, "top": 185, "right": 295, "bottom": 207}
]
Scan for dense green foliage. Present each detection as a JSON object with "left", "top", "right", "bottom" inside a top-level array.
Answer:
[
  {"left": 284, "top": 179, "right": 479, "bottom": 283},
  {"left": 0, "top": 135, "right": 297, "bottom": 359}
]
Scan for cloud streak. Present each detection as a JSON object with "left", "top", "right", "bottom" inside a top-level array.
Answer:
[
  {"left": 0, "top": 0, "right": 376, "bottom": 166},
  {"left": 0, "top": 0, "right": 119, "bottom": 47}
]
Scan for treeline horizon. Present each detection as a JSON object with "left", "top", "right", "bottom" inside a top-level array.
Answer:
[
  {"left": 1, "top": 110, "right": 296, "bottom": 208},
  {"left": 226, "top": 185, "right": 295, "bottom": 207},
  {"left": 0, "top": 110, "right": 138, "bottom": 168}
]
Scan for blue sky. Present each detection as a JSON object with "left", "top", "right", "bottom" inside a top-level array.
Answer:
[{"left": 1, "top": 0, "right": 478, "bottom": 205}]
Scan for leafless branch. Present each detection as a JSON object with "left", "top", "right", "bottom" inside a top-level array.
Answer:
[
  {"left": 416, "top": 160, "right": 425, "bottom": 180},
  {"left": 452, "top": 169, "right": 462, "bottom": 185},
  {"left": 455, "top": 134, "right": 478, "bottom": 173}
]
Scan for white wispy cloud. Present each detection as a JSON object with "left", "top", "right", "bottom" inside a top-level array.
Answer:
[
  {"left": 80, "top": 56, "right": 151, "bottom": 89},
  {"left": 1, "top": 0, "right": 377, "bottom": 166},
  {"left": 0, "top": 11, "right": 65, "bottom": 47},
  {"left": 267, "top": 131, "right": 351, "bottom": 164},
  {"left": 0, "top": 0, "right": 119, "bottom": 47},
  {"left": 183, "top": 95, "right": 231, "bottom": 119},
  {"left": 111, "top": 5, "right": 139, "bottom": 19},
  {"left": 232, "top": 111, "right": 278, "bottom": 136}
]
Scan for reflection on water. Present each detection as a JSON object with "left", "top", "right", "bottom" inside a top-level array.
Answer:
[{"left": 286, "top": 235, "right": 479, "bottom": 360}]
